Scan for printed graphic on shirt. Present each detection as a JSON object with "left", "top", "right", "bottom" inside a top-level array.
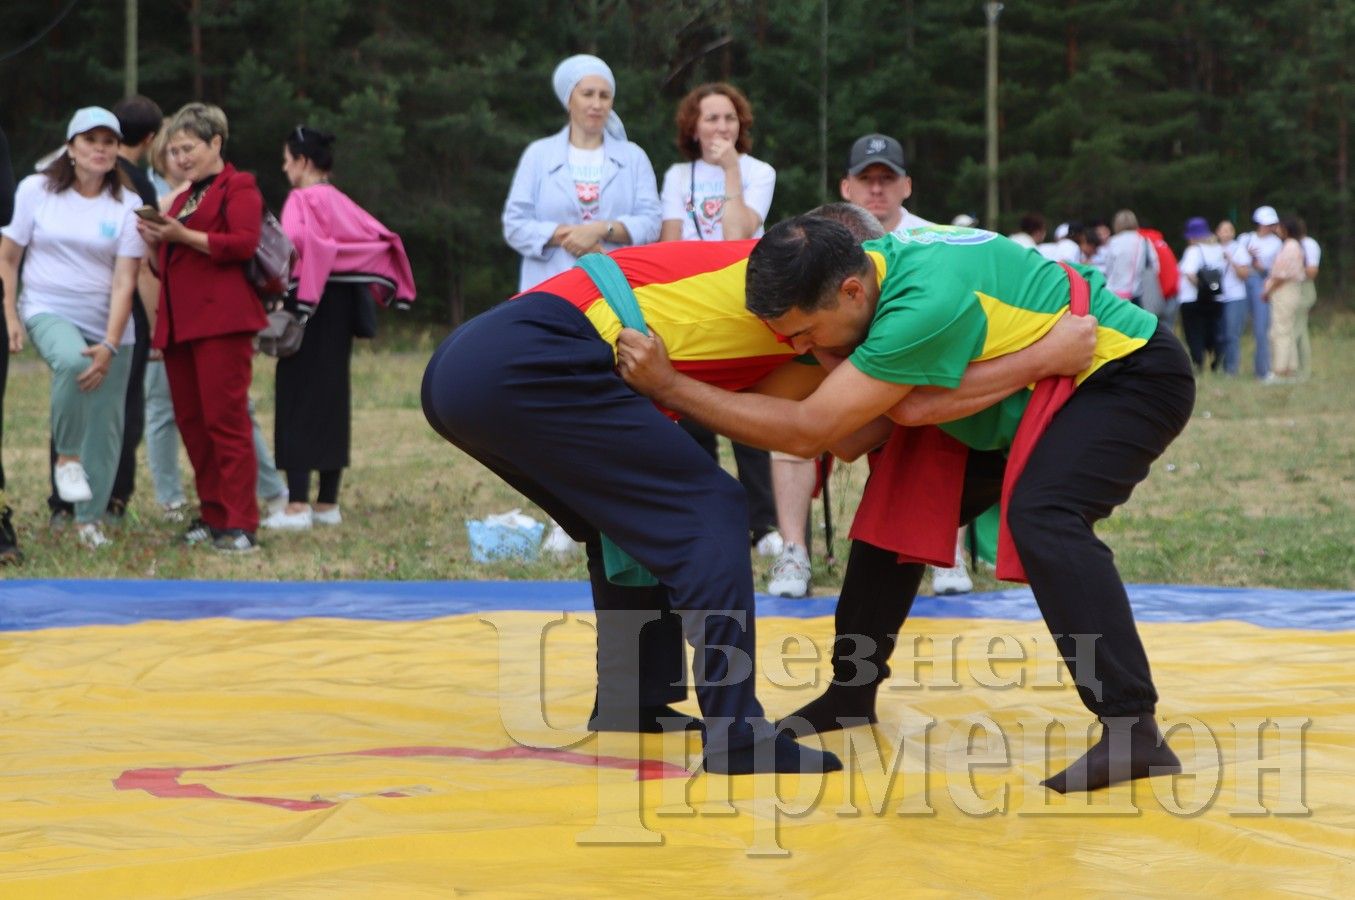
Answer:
[
  {"left": 568, "top": 146, "right": 604, "bottom": 222},
  {"left": 890, "top": 225, "right": 1000, "bottom": 247},
  {"left": 684, "top": 172, "right": 730, "bottom": 239}
]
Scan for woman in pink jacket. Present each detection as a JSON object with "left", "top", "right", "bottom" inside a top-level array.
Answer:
[{"left": 263, "top": 126, "right": 416, "bottom": 530}]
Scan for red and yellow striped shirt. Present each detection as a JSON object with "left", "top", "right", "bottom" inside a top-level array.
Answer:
[{"left": 514, "top": 240, "right": 796, "bottom": 392}]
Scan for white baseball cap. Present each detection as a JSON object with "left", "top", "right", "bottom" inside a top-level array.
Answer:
[
  {"left": 66, "top": 106, "right": 122, "bottom": 141},
  {"left": 1251, "top": 205, "right": 1279, "bottom": 226}
]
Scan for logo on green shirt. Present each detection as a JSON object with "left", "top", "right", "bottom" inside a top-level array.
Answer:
[{"left": 892, "top": 225, "right": 999, "bottom": 247}]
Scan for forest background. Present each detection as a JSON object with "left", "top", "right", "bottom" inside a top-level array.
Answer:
[{"left": 2, "top": 0, "right": 1352, "bottom": 324}]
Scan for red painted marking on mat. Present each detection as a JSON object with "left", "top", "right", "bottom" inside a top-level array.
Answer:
[{"left": 113, "top": 745, "right": 690, "bottom": 811}]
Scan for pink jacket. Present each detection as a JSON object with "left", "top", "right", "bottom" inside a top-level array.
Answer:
[{"left": 280, "top": 184, "right": 417, "bottom": 307}]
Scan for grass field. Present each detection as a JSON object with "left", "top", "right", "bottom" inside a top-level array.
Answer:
[{"left": 3, "top": 311, "right": 1353, "bottom": 591}]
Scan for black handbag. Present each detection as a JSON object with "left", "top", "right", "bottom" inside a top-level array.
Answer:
[{"left": 257, "top": 308, "right": 307, "bottom": 357}]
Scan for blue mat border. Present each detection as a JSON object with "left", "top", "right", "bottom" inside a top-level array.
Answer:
[{"left": 2, "top": 579, "right": 1352, "bottom": 632}]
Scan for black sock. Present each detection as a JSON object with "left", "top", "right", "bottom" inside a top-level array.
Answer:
[
  {"left": 588, "top": 703, "right": 701, "bottom": 734},
  {"left": 776, "top": 685, "right": 879, "bottom": 734},
  {"left": 702, "top": 732, "right": 843, "bottom": 775},
  {"left": 1041, "top": 713, "right": 1182, "bottom": 793}
]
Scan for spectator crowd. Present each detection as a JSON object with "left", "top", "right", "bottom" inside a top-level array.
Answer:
[{"left": 0, "top": 60, "right": 1327, "bottom": 590}]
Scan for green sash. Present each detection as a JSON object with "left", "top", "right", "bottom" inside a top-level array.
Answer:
[{"left": 573, "top": 253, "right": 659, "bottom": 588}]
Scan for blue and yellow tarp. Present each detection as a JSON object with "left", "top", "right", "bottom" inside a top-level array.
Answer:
[{"left": 1, "top": 580, "right": 1352, "bottom": 896}]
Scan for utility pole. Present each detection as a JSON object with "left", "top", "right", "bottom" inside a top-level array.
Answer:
[
  {"left": 124, "top": 0, "right": 138, "bottom": 96},
  {"left": 819, "top": 0, "right": 829, "bottom": 203},
  {"left": 985, "top": 2, "right": 1002, "bottom": 230}
]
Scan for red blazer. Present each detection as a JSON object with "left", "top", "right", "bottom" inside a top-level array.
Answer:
[{"left": 153, "top": 162, "right": 269, "bottom": 347}]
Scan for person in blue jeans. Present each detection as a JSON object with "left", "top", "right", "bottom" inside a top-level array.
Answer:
[{"left": 1239, "top": 206, "right": 1282, "bottom": 379}]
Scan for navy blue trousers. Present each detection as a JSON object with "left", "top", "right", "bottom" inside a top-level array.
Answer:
[{"left": 422, "top": 294, "right": 768, "bottom": 750}]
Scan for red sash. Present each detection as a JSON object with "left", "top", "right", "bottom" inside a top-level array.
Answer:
[{"left": 848, "top": 262, "right": 1091, "bottom": 583}]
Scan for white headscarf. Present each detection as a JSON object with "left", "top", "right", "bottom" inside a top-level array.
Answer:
[{"left": 552, "top": 54, "right": 626, "bottom": 141}]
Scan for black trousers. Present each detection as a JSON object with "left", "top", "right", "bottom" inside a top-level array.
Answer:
[
  {"left": 830, "top": 326, "right": 1195, "bottom": 718},
  {"left": 1179, "top": 299, "right": 1223, "bottom": 372},
  {"left": 422, "top": 294, "right": 768, "bottom": 751}
]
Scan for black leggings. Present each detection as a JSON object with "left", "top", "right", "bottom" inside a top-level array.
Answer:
[{"left": 286, "top": 469, "right": 342, "bottom": 505}]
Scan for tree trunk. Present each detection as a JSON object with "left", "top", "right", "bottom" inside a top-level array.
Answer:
[
  {"left": 1337, "top": 89, "right": 1349, "bottom": 293},
  {"left": 447, "top": 253, "right": 465, "bottom": 327}
]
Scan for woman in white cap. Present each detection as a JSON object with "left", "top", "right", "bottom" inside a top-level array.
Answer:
[
  {"left": 0, "top": 107, "right": 145, "bottom": 549},
  {"left": 502, "top": 54, "right": 661, "bottom": 291}
]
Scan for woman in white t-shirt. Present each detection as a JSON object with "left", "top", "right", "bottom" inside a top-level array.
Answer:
[
  {"left": 1176, "top": 217, "right": 1228, "bottom": 373},
  {"left": 658, "top": 83, "right": 790, "bottom": 589},
  {"left": 0, "top": 107, "right": 144, "bottom": 549},
  {"left": 659, "top": 82, "right": 776, "bottom": 241}
]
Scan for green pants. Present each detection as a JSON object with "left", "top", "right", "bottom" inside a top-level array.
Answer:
[{"left": 27, "top": 313, "right": 132, "bottom": 524}]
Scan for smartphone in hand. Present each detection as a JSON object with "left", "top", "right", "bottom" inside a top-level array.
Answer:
[{"left": 134, "top": 205, "right": 168, "bottom": 224}]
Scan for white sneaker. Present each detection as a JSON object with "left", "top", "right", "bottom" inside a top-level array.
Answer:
[
  {"left": 312, "top": 506, "right": 342, "bottom": 526},
  {"left": 767, "top": 543, "right": 811, "bottom": 598},
  {"left": 262, "top": 506, "right": 313, "bottom": 530},
  {"left": 263, "top": 493, "right": 288, "bottom": 517},
  {"left": 754, "top": 530, "right": 785, "bottom": 557},
  {"left": 542, "top": 522, "right": 578, "bottom": 557},
  {"left": 930, "top": 558, "right": 973, "bottom": 596},
  {"left": 55, "top": 461, "right": 94, "bottom": 503},
  {"left": 162, "top": 500, "right": 189, "bottom": 522},
  {"left": 77, "top": 522, "right": 112, "bottom": 549}
]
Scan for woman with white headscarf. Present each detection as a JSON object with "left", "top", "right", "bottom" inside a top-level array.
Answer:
[{"left": 502, "top": 54, "right": 661, "bottom": 291}]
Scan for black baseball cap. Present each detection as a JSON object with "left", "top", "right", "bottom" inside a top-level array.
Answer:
[{"left": 846, "top": 133, "right": 906, "bottom": 176}]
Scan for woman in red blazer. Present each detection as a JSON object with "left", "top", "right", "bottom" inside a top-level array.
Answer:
[{"left": 137, "top": 102, "right": 267, "bottom": 552}]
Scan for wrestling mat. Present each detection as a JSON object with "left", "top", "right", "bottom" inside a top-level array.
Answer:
[{"left": 1, "top": 580, "right": 1351, "bottom": 897}]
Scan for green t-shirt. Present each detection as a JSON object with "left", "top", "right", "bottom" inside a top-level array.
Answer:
[{"left": 849, "top": 227, "right": 1158, "bottom": 450}]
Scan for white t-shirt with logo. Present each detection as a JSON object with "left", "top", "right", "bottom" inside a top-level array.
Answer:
[
  {"left": 567, "top": 144, "right": 605, "bottom": 222},
  {"left": 1, "top": 174, "right": 145, "bottom": 344},
  {"left": 660, "top": 155, "right": 776, "bottom": 240},
  {"left": 890, "top": 209, "right": 933, "bottom": 236}
]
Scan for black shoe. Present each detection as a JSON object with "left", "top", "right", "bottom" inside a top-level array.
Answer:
[
  {"left": 0, "top": 505, "right": 21, "bottom": 565},
  {"left": 212, "top": 529, "right": 259, "bottom": 553},
  {"left": 183, "top": 518, "right": 216, "bottom": 545}
]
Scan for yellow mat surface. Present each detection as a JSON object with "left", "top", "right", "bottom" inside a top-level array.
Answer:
[{"left": 1, "top": 612, "right": 1351, "bottom": 897}]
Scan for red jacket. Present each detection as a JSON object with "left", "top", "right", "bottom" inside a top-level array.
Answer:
[{"left": 153, "top": 162, "right": 268, "bottom": 347}]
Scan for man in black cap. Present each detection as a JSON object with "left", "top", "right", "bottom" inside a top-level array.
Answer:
[
  {"left": 838, "top": 132, "right": 973, "bottom": 595},
  {"left": 839, "top": 133, "right": 931, "bottom": 236}
]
